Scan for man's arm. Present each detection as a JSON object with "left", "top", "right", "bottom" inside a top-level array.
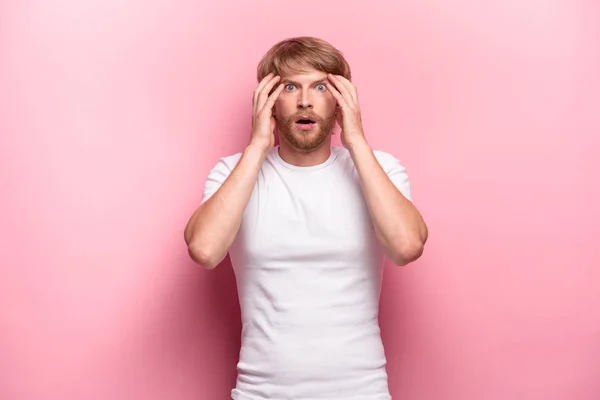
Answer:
[
  {"left": 325, "top": 73, "right": 428, "bottom": 266},
  {"left": 184, "top": 145, "right": 268, "bottom": 269},
  {"left": 348, "top": 141, "right": 428, "bottom": 266},
  {"left": 184, "top": 73, "right": 284, "bottom": 269}
]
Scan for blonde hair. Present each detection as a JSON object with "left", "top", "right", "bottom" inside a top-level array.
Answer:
[{"left": 257, "top": 36, "right": 351, "bottom": 82}]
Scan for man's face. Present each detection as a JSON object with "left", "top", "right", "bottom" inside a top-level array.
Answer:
[{"left": 274, "top": 68, "right": 338, "bottom": 152}]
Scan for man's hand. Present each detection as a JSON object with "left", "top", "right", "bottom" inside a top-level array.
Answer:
[
  {"left": 326, "top": 74, "right": 367, "bottom": 149},
  {"left": 184, "top": 74, "right": 284, "bottom": 269},
  {"left": 250, "top": 73, "right": 284, "bottom": 152},
  {"left": 327, "top": 74, "right": 427, "bottom": 265}
]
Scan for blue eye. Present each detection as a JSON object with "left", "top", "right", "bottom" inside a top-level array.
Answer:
[
  {"left": 316, "top": 84, "right": 326, "bottom": 91},
  {"left": 284, "top": 84, "right": 295, "bottom": 91}
]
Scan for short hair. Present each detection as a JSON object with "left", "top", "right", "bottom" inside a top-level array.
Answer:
[{"left": 256, "top": 36, "right": 351, "bottom": 82}]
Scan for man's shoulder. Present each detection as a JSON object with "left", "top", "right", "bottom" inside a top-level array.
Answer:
[
  {"left": 371, "top": 148, "right": 399, "bottom": 164},
  {"left": 220, "top": 152, "right": 244, "bottom": 163},
  {"left": 330, "top": 146, "right": 405, "bottom": 170},
  {"left": 334, "top": 146, "right": 405, "bottom": 170},
  {"left": 208, "top": 152, "right": 243, "bottom": 172}
]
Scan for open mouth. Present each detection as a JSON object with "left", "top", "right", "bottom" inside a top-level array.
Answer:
[
  {"left": 294, "top": 117, "right": 317, "bottom": 131},
  {"left": 295, "top": 117, "right": 316, "bottom": 124}
]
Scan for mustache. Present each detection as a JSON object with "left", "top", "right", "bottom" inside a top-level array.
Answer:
[
  {"left": 283, "top": 111, "right": 337, "bottom": 123},
  {"left": 289, "top": 112, "right": 321, "bottom": 121}
]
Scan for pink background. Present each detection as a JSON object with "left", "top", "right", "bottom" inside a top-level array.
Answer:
[{"left": 1, "top": 0, "right": 599, "bottom": 399}]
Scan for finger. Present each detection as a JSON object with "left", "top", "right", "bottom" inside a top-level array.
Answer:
[
  {"left": 253, "top": 73, "right": 277, "bottom": 110},
  {"left": 332, "top": 75, "right": 357, "bottom": 97},
  {"left": 255, "top": 73, "right": 275, "bottom": 97},
  {"left": 257, "top": 75, "right": 282, "bottom": 111},
  {"left": 329, "top": 74, "right": 358, "bottom": 105},
  {"left": 325, "top": 81, "right": 350, "bottom": 110},
  {"left": 261, "top": 83, "right": 285, "bottom": 113},
  {"left": 327, "top": 74, "right": 353, "bottom": 106}
]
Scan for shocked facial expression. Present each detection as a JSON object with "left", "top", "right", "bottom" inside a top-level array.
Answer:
[{"left": 274, "top": 69, "right": 338, "bottom": 152}]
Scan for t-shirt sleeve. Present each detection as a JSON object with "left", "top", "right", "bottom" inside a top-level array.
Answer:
[
  {"left": 201, "top": 153, "right": 242, "bottom": 204},
  {"left": 373, "top": 150, "right": 413, "bottom": 202}
]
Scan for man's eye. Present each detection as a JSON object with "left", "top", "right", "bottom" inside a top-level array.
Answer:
[
  {"left": 316, "top": 84, "right": 326, "bottom": 91},
  {"left": 285, "top": 84, "right": 295, "bottom": 91}
]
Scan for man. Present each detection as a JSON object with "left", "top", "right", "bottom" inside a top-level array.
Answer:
[{"left": 184, "top": 37, "right": 428, "bottom": 400}]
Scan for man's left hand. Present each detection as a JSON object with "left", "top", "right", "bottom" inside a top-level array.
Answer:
[{"left": 326, "top": 74, "right": 367, "bottom": 149}]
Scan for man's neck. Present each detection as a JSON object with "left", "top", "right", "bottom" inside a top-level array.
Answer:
[{"left": 277, "top": 139, "right": 332, "bottom": 167}]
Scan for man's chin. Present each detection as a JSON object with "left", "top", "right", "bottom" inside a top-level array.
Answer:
[
  {"left": 283, "top": 133, "right": 329, "bottom": 152},
  {"left": 293, "top": 129, "right": 325, "bottom": 140}
]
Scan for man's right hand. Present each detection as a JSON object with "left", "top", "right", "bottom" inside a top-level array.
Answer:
[
  {"left": 250, "top": 73, "right": 284, "bottom": 152},
  {"left": 184, "top": 73, "right": 284, "bottom": 269}
]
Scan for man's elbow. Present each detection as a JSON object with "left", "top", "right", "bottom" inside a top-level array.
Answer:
[
  {"left": 390, "top": 240, "right": 425, "bottom": 266},
  {"left": 187, "top": 241, "right": 222, "bottom": 270}
]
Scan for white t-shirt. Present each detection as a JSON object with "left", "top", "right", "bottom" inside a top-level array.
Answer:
[{"left": 202, "top": 145, "right": 412, "bottom": 400}]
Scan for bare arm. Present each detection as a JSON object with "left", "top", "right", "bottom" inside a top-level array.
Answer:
[
  {"left": 348, "top": 141, "right": 428, "bottom": 266},
  {"left": 326, "top": 73, "right": 428, "bottom": 266},
  {"left": 184, "top": 73, "right": 284, "bottom": 269},
  {"left": 184, "top": 145, "right": 268, "bottom": 268}
]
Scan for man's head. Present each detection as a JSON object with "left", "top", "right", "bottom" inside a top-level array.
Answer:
[{"left": 257, "top": 37, "right": 351, "bottom": 152}]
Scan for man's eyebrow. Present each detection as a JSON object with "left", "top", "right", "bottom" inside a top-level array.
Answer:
[{"left": 281, "top": 78, "right": 328, "bottom": 85}]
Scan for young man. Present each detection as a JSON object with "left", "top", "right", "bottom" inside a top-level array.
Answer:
[{"left": 184, "top": 37, "right": 428, "bottom": 400}]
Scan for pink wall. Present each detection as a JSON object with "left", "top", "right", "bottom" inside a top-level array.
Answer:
[{"left": 1, "top": 0, "right": 599, "bottom": 399}]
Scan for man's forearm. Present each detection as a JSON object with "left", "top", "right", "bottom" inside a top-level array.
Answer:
[
  {"left": 348, "top": 140, "right": 428, "bottom": 266},
  {"left": 184, "top": 145, "right": 267, "bottom": 268}
]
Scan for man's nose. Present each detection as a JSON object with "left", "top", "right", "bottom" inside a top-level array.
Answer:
[{"left": 297, "top": 91, "right": 312, "bottom": 109}]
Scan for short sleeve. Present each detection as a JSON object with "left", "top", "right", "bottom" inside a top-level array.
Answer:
[
  {"left": 201, "top": 153, "right": 242, "bottom": 204},
  {"left": 373, "top": 150, "right": 413, "bottom": 202}
]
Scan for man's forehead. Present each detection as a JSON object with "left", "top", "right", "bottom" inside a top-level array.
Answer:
[{"left": 280, "top": 68, "right": 328, "bottom": 82}]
